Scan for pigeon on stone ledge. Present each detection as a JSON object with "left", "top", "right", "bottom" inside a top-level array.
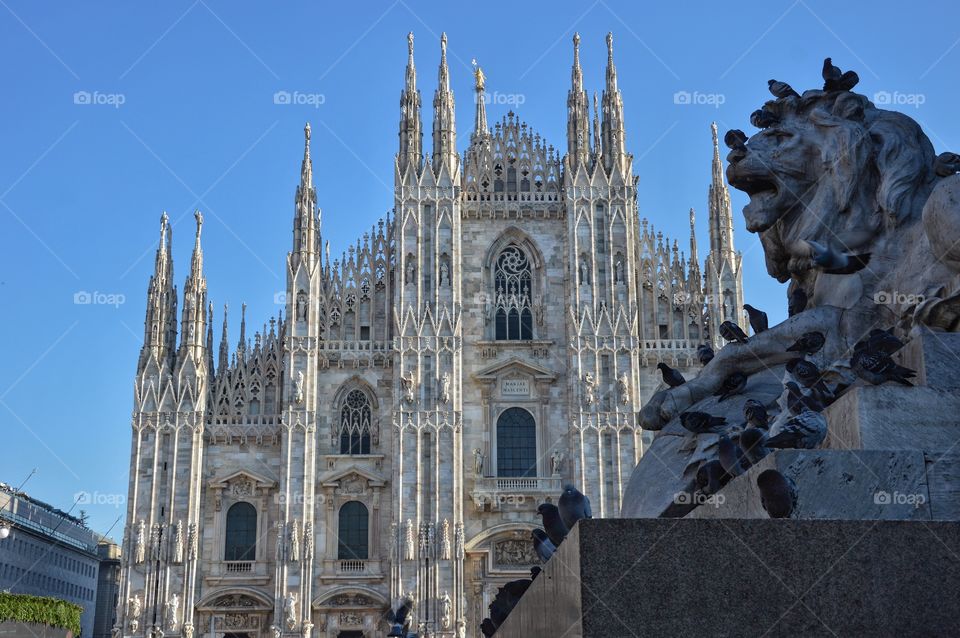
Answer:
[
  {"left": 757, "top": 469, "right": 798, "bottom": 518},
  {"left": 743, "top": 399, "right": 770, "bottom": 429},
  {"left": 718, "top": 434, "right": 749, "bottom": 478},
  {"left": 697, "top": 343, "right": 715, "bottom": 366},
  {"left": 558, "top": 484, "right": 592, "bottom": 531},
  {"left": 680, "top": 411, "right": 727, "bottom": 434},
  {"left": 720, "top": 320, "right": 749, "bottom": 344},
  {"left": 851, "top": 348, "right": 915, "bottom": 386},
  {"left": 657, "top": 362, "right": 686, "bottom": 388},
  {"left": 744, "top": 304, "right": 768, "bottom": 334},
  {"left": 786, "top": 331, "right": 826, "bottom": 355},
  {"left": 531, "top": 529, "right": 556, "bottom": 564},
  {"left": 739, "top": 427, "right": 770, "bottom": 464},
  {"left": 536, "top": 503, "right": 568, "bottom": 547},
  {"left": 715, "top": 371, "right": 749, "bottom": 402},
  {"left": 766, "top": 410, "right": 828, "bottom": 449}
]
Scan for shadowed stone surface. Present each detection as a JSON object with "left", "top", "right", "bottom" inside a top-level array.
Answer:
[
  {"left": 687, "top": 449, "right": 933, "bottom": 520},
  {"left": 494, "top": 519, "right": 960, "bottom": 637}
]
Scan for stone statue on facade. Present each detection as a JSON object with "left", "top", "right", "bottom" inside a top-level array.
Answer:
[
  {"left": 269, "top": 625, "right": 282, "bottom": 638},
  {"left": 438, "top": 372, "right": 451, "bottom": 405},
  {"left": 127, "top": 595, "right": 142, "bottom": 633},
  {"left": 405, "top": 258, "right": 416, "bottom": 285},
  {"left": 550, "top": 449, "right": 565, "bottom": 476},
  {"left": 582, "top": 373, "right": 596, "bottom": 406},
  {"left": 439, "top": 260, "right": 449, "bottom": 286},
  {"left": 440, "top": 518, "right": 452, "bottom": 560},
  {"left": 304, "top": 521, "right": 314, "bottom": 560},
  {"left": 181, "top": 623, "right": 194, "bottom": 638},
  {"left": 404, "top": 519, "right": 416, "bottom": 561},
  {"left": 187, "top": 522, "right": 197, "bottom": 559},
  {"left": 617, "top": 372, "right": 630, "bottom": 405},
  {"left": 401, "top": 371, "right": 416, "bottom": 404},
  {"left": 294, "top": 370, "right": 304, "bottom": 405},
  {"left": 440, "top": 591, "right": 452, "bottom": 629},
  {"left": 473, "top": 448, "right": 485, "bottom": 476},
  {"left": 163, "top": 594, "right": 180, "bottom": 632},
  {"left": 173, "top": 520, "right": 184, "bottom": 563},
  {"left": 284, "top": 592, "right": 298, "bottom": 630},
  {"left": 289, "top": 520, "right": 300, "bottom": 562}
]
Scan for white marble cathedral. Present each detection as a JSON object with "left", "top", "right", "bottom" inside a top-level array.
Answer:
[{"left": 118, "top": 31, "right": 745, "bottom": 638}]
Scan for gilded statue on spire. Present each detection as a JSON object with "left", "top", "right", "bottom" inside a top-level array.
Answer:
[{"left": 471, "top": 59, "right": 485, "bottom": 92}]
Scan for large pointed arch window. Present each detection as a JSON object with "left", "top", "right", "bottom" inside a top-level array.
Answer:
[
  {"left": 494, "top": 244, "right": 533, "bottom": 340},
  {"left": 339, "top": 389, "right": 372, "bottom": 454},
  {"left": 496, "top": 407, "right": 537, "bottom": 477}
]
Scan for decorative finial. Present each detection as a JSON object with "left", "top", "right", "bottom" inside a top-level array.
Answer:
[
  {"left": 304, "top": 122, "right": 311, "bottom": 141},
  {"left": 194, "top": 210, "right": 203, "bottom": 237},
  {"left": 160, "top": 211, "right": 169, "bottom": 232},
  {"left": 441, "top": 32, "right": 447, "bottom": 54},
  {"left": 573, "top": 32, "right": 580, "bottom": 48},
  {"left": 407, "top": 31, "right": 414, "bottom": 55},
  {"left": 711, "top": 121, "right": 719, "bottom": 146},
  {"left": 606, "top": 32, "right": 614, "bottom": 56}
]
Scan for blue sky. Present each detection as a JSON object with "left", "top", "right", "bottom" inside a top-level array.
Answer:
[{"left": 1, "top": 0, "right": 957, "bottom": 537}]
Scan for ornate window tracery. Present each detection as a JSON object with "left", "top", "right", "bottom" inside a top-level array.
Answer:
[
  {"left": 494, "top": 244, "right": 533, "bottom": 340},
  {"left": 339, "top": 389, "right": 372, "bottom": 454}
]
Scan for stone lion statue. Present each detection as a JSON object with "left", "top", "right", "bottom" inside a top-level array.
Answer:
[{"left": 622, "top": 59, "right": 960, "bottom": 517}]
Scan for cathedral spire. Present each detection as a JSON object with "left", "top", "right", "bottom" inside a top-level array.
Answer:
[
  {"left": 601, "top": 32, "right": 627, "bottom": 173},
  {"left": 218, "top": 304, "right": 229, "bottom": 371},
  {"left": 708, "top": 122, "right": 735, "bottom": 257},
  {"left": 432, "top": 32, "right": 458, "bottom": 175},
  {"left": 292, "top": 123, "right": 319, "bottom": 262},
  {"left": 139, "top": 212, "right": 178, "bottom": 372},
  {"left": 178, "top": 211, "right": 207, "bottom": 361},
  {"left": 689, "top": 208, "right": 700, "bottom": 265},
  {"left": 206, "top": 301, "right": 215, "bottom": 374},
  {"left": 237, "top": 302, "right": 247, "bottom": 359},
  {"left": 592, "top": 91, "right": 602, "bottom": 159},
  {"left": 398, "top": 32, "right": 423, "bottom": 174},
  {"left": 472, "top": 60, "right": 488, "bottom": 140},
  {"left": 566, "top": 33, "right": 590, "bottom": 167}
]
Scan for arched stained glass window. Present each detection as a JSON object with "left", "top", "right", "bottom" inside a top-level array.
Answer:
[
  {"left": 340, "top": 389, "right": 372, "bottom": 454},
  {"left": 337, "top": 501, "right": 369, "bottom": 559},
  {"left": 494, "top": 245, "right": 533, "bottom": 340},
  {"left": 496, "top": 407, "right": 537, "bottom": 477},
  {"left": 224, "top": 502, "right": 256, "bottom": 561}
]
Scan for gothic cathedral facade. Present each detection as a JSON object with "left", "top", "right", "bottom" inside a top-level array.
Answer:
[{"left": 118, "top": 32, "right": 745, "bottom": 638}]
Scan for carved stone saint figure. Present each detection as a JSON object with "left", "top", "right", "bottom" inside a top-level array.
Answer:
[
  {"left": 440, "top": 518, "right": 451, "bottom": 560},
  {"left": 284, "top": 592, "right": 298, "bottom": 630},
  {"left": 579, "top": 257, "right": 589, "bottom": 285},
  {"left": 582, "top": 373, "right": 596, "bottom": 406},
  {"left": 295, "top": 370, "right": 305, "bottom": 405},
  {"left": 440, "top": 591, "right": 452, "bottom": 629},
  {"left": 404, "top": 519, "right": 416, "bottom": 561},
  {"left": 182, "top": 623, "right": 194, "bottom": 638},
  {"left": 439, "top": 260, "right": 449, "bottom": 286},
  {"left": 405, "top": 258, "right": 416, "bottom": 285},
  {"left": 128, "top": 595, "right": 142, "bottom": 632},
  {"left": 615, "top": 257, "right": 624, "bottom": 284},
  {"left": 550, "top": 449, "right": 565, "bottom": 476},
  {"left": 134, "top": 520, "right": 146, "bottom": 563},
  {"left": 438, "top": 372, "right": 451, "bottom": 405},
  {"left": 289, "top": 520, "right": 300, "bottom": 562},
  {"left": 617, "top": 373, "right": 630, "bottom": 405},
  {"left": 401, "top": 371, "right": 416, "bottom": 404},
  {"left": 163, "top": 594, "right": 180, "bottom": 632},
  {"left": 473, "top": 448, "right": 485, "bottom": 476}
]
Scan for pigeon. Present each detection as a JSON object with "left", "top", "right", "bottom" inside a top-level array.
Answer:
[
  {"left": 743, "top": 399, "right": 770, "bottom": 429},
  {"left": 739, "top": 427, "right": 770, "bottom": 465},
  {"left": 719, "top": 320, "right": 749, "bottom": 344},
  {"left": 530, "top": 566, "right": 542, "bottom": 581},
  {"left": 724, "top": 128, "right": 747, "bottom": 150},
  {"left": 385, "top": 595, "right": 415, "bottom": 638},
  {"left": 715, "top": 371, "right": 748, "bottom": 402},
  {"left": 786, "top": 358, "right": 828, "bottom": 392},
  {"left": 785, "top": 381, "right": 824, "bottom": 414},
  {"left": 657, "top": 362, "right": 686, "bottom": 388},
  {"left": 743, "top": 304, "right": 768, "bottom": 334},
  {"left": 481, "top": 618, "right": 497, "bottom": 637},
  {"left": 696, "top": 460, "right": 727, "bottom": 496},
  {"left": 718, "top": 434, "right": 748, "bottom": 478},
  {"left": 788, "top": 287, "right": 807, "bottom": 317},
  {"left": 750, "top": 108, "right": 779, "bottom": 129},
  {"left": 768, "top": 78, "right": 800, "bottom": 99},
  {"left": 766, "top": 410, "right": 828, "bottom": 449},
  {"left": 822, "top": 57, "right": 859, "bottom": 91},
  {"left": 851, "top": 348, "right": 915, "bottom": 386},
  {"left": 855, "top": 328, "right": 904, "bottom": 355},
  {"left": 536, "top": 503, "right": 568, "bottom": 547},
  {"left": 680, "top": 411, "right": 727, "bottom": 434},
  {"left": 801, "top": 238, "right": 871, "bottom": 275},
  {"left": 787, "top": 331, "right": 826, "bottom": 355},
  {"left": 558, "top": 484, "right": 593, "bottom": 530},
  {"left": 697, "top": 343, "right": 715, "bottom": 366},
  {"left": 935, "top": 151, "right": 960, "bottom": 177},
  {"left": 489, "top": 580, "right": 531, "bottom": 627},
  {"left": 531, "top": 529, "right": 556, "bottom": 563},
  {"left": 757, "top": 469, "right": 798, "bottom": 518}
]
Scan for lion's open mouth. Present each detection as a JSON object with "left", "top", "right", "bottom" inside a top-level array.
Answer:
[{"left": 735, "top": 175, "right": 778, "bottom": 198}]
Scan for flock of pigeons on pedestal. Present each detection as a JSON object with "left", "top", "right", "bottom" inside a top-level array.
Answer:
[
  {"left": 479, "top": 484, "right": 593, "bottom": 636},
  {"left": 658, "top": 301, "right": 915, "bottom": 520}
]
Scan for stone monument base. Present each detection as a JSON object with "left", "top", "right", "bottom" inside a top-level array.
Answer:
[{"left": 493, "top": 518, "right": 960, "bottom": 637}]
